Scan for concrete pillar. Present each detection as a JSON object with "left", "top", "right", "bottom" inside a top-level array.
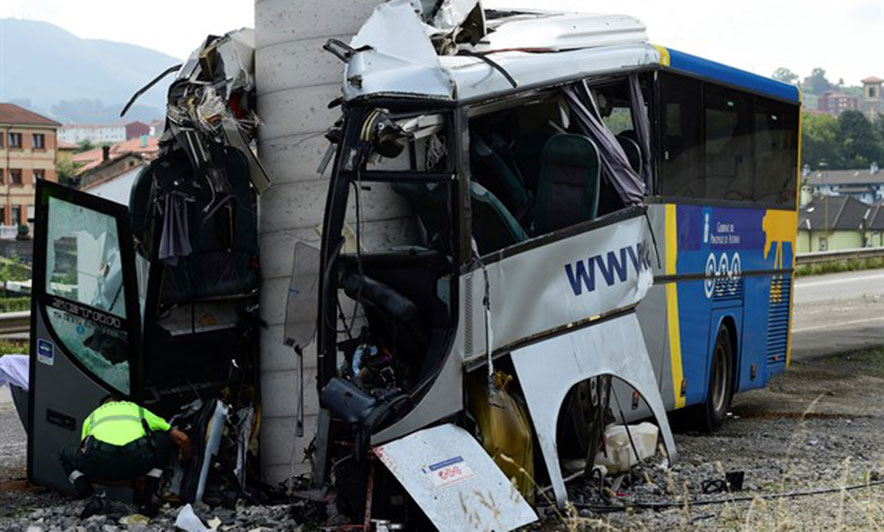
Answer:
[{"left": 254, "top": 0, "right": 386, "bottom": 485}]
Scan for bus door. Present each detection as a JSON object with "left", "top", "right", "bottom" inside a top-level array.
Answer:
[{"left": 29, "top": 180, "right": 143, "bottom": 495}]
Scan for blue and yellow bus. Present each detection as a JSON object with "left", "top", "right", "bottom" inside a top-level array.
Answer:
[
  {"left": 637, "top": 47, "right": 800, "bottom": 431},
  {"left": 313, "top": 8, "right": 801, "bottom": 517}
]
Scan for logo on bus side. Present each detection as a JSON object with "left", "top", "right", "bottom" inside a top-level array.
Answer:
[
  {"left": 564, "top": 243, "right": 652, "bottom": 296},
  {"left": 704, "top": 252, "right": 742, "bottom": 298}
]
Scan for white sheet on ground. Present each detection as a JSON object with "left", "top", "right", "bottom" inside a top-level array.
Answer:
[{"left": 0, "top": 354, "right": 28, "bottom": 390}]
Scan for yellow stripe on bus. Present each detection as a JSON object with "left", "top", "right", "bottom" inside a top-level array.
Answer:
[
  {"left": 652, "top": 45, "right": 671, "bottom": 67},
  {"left": 665, "top": 204, "right": 686, "bottom": 409},
  {"left": 787, "top": 104, "right": 804, "bottom": 367}
]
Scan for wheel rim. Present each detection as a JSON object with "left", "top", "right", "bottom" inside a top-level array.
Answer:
[{"left": 712, "top": 344, "right": 727, "bottom": 413}]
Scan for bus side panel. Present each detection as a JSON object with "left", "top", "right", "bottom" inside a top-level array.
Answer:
[
  {"left": 669, "top": 205, "right": 796, "bottom": 401},
  {"left": 740, "top": 275, "right": 774, "bottom": 392}
]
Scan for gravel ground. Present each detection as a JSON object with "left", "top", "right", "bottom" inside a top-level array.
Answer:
[
  {"left": 544, "top": 346, "right": 884, "bottom": 531},
  {"left": 2, "top": 347, "right": 884, "bottom": 531}
]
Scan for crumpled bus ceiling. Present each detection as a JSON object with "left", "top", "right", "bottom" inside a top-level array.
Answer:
[{"left": 345, "top": 0, "right": 656, "bottom": 103}]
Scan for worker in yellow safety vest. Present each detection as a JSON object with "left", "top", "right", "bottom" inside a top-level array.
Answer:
[{"left": 59, "top": 396, "right": 192, "bottom": 518}]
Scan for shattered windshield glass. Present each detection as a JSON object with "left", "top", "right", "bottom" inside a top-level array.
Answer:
[{"left": 45, "top": 197, "right": 130, "bottom": 395}]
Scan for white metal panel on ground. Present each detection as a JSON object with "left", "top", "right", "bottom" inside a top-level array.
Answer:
[
  {"left": 511, "top": 312, "right": 677, "bottom": 508},
  {"left": 374, "top": 424, "right": 538, "bottom": 532}
]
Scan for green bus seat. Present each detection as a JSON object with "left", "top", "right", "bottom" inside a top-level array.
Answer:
[
  {"left": 616, "top": 134, "right": 643, "bottom": 174},
  {"left": 470, "top": 132, "right": 531, "bottom": 220},
  {"left": 470, "top": 181, "right": 529, "bottom": 255},
  {"left": 532, "top": 134, "right": 601, "bottom": 234}
]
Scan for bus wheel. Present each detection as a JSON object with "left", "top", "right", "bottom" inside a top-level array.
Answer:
[{"left": 699, "top": 326, "right": 734, "bottom": 432}]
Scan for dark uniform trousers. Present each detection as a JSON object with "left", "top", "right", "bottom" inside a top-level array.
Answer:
[{"left": 59, "top": 433, "right": 173, "bottom": 498}]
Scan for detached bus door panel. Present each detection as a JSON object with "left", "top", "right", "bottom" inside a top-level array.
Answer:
[{"left": 28, "top": 182, "right": 143, "bottom": 494}]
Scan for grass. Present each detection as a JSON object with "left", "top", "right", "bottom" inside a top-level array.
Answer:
[
  {"left": 795, "top": 257, "right": 884, "bottom": 277},
  {"left": 0, "top": 339, "right": 28, "bottom": 357},
  {"left": 0, "top": 296, "right": 29, "bottom": 313}
]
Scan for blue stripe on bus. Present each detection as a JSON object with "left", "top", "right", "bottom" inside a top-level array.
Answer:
[{"left": 665, "top": 48, "right": 801, "bottom": 103}]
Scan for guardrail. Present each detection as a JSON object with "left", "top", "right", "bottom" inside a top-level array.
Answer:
[
  {"left": 0, "top": 248, "right": 881, "bottom": 336},
  {"left": 0, "top": 311, "right": 30, "bottom": 336},
  {"left": 795, "top": 247, "right": 884, "bottom": 265}
]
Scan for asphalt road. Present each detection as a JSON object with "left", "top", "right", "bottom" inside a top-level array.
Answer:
[{"left": 791, "top": 268, "right": 884, "bottom": 360}]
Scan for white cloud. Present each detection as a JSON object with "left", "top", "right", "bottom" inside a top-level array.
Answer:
[{"left": 1, "top": 0, "right": 880, "bottom": 83}]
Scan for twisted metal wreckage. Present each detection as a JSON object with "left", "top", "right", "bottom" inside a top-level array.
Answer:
[
  {"left": 29, "top": 29, "right": 270, "bottom": 506},
  {"left": 26, "top": 2, "right": 682, "bottom": 530}
]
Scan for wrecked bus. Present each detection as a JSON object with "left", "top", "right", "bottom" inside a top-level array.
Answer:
[
  {"left": 311, "top": 2, "right": 799, "bottom": 529},
  {"left": 28, "top": 29, "right": 269, "bottom": 505}
]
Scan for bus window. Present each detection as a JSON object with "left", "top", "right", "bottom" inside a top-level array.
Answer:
[
  {"left": 704, "top": 84, "right": 753, "bottom": 201},
  {"left": 659, "top": 74, "right": 702, "bottom": 198},
  {"left": 754, "top": 97, "right": 799, "bottom": 207}
]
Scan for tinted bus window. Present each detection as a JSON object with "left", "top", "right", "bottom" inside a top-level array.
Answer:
[
  {"left": 754, "top": 97, "right": 798, "bottom": 207},
  {"left": 659, "top": 74, "right": 702, "bottom": 198},
  {"left": 704, "top": 84, "right": 753, "bottom": 202}
]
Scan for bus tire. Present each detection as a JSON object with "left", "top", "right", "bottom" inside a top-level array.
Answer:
[{"left": 699, "top": 326, "right": 734, "bottom": 432}]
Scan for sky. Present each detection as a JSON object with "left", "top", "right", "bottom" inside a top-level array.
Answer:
[{"left": 0, "top": 0, "right": 881, "bottom": 85}]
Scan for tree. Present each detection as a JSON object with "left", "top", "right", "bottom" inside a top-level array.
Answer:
[
  {"left": 801, "top": 112, "right": 841, "bottom": 169},
  {"left": 805, "top": 68, "right": 833, "bottom": 94},
  {"left": 771, "top": 67, "right": 799, "bottom": 85},
  {"left": 76, "top": 139, "right": 95, "bottom": 153},
  {"left": 837, "top": 110, "right": 881, "bottom": 168},
  {"left": 56, "top": 157, "right": 79, "bottom": 187}
]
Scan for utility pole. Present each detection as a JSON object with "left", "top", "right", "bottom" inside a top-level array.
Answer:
[{"left": 254, "top": 0, "right": 386, "bottom": 485}]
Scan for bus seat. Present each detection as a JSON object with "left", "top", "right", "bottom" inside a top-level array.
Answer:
[
  {"left": 470, "top": 181, "right": 529, "bottom": 255},
  {"left": 470, "top": 132, "right": 531, "bottom": 220},
  {"left": 391, "top": 182, "right": 450, "bottom": 251},
  {"left": 532, "top": 134, "right": 601, "bottom": 235},
  {"left": 616, "top": 135, "right": 643, "bottom": 174},
  {"left": 514, "top": 128, "right": 559, "bottom": 195}
]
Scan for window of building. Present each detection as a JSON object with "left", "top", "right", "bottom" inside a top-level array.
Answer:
[
  {"left": 870, "top": 87, "right": 877, "bottom": 98},
  {"left": 11, "top": 205, "right": 21, "bottom": 226},
  {"left": 0, "top": 132, "right": 4, "bottom": 148},
  {"left": 8, "top": 133, "right": 22, "bottom": 148},
  {"left": 9, "top": 169, "right": 22, "bottom": 186},
  {"left": 32, "top": 133, "right": 45, "bottom": 149},
  {"left": 0, "top": 207, "right": 5, "bottom": 225},
  {"left": 0, "top": 169, "right": 3, "bottom": 185},
  {"left": 33, "top": 169, "right": 45, "bottom": 181}
]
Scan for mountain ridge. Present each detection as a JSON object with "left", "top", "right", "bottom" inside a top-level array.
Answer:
[{"left": 0, "top": 18, "right": 181, "bottom": 124}]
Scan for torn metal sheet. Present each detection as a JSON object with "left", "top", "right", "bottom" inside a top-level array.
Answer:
[
  {"left": 341, "top": 6, "right": 658, "bottom": 103},
  {"left": 374, "top": 423, "right": 538, "bottom": 532},
  {"left": 431, "top": 0, "right": 480, "bottom": 30},
  {"left": 511, "top": 312, "right": 677, "bottom": 508},
  {"left": 221, "top": 116, "right": 271, "bottom": 194}
]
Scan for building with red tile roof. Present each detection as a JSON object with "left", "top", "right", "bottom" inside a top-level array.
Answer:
[{"left": 0, "top": 103, "right": 60, "bottom": 232}]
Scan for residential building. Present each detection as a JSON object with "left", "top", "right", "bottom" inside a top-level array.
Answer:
[
  {"left": 797, "top": 195, "right": 878, "bottom": 252},
  {"left": 126, "top": 121, "right": 151, "bottom": 140},
  {"left": 78, "top": 153, "right": 146, "bottom": 205},
  {"left": 817, "top": 90, "right": 859, "bottom": 116},
  {"left": 148, "top": 120, "right": 164, "bottom": 137},
  {"left": 868, "top": 202, "right": 884, "bottom": 248},
  {"left": 71, "top": 135, "right": 160, "bottom": 175},
  {"left": 0, "top": 103, "right": 60, "bottom": 233},
  {"left": 58, "top": 123, "right": 127, "bottom": 144},
  {"left": 58, "top": 120, "right": 159, "bottom": 145},
  {"left": 861, "top": 76, "right": 884, "bottom": 121},
  {"left": 801, "top": 165, "right": 884, "bottom": 205}
]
